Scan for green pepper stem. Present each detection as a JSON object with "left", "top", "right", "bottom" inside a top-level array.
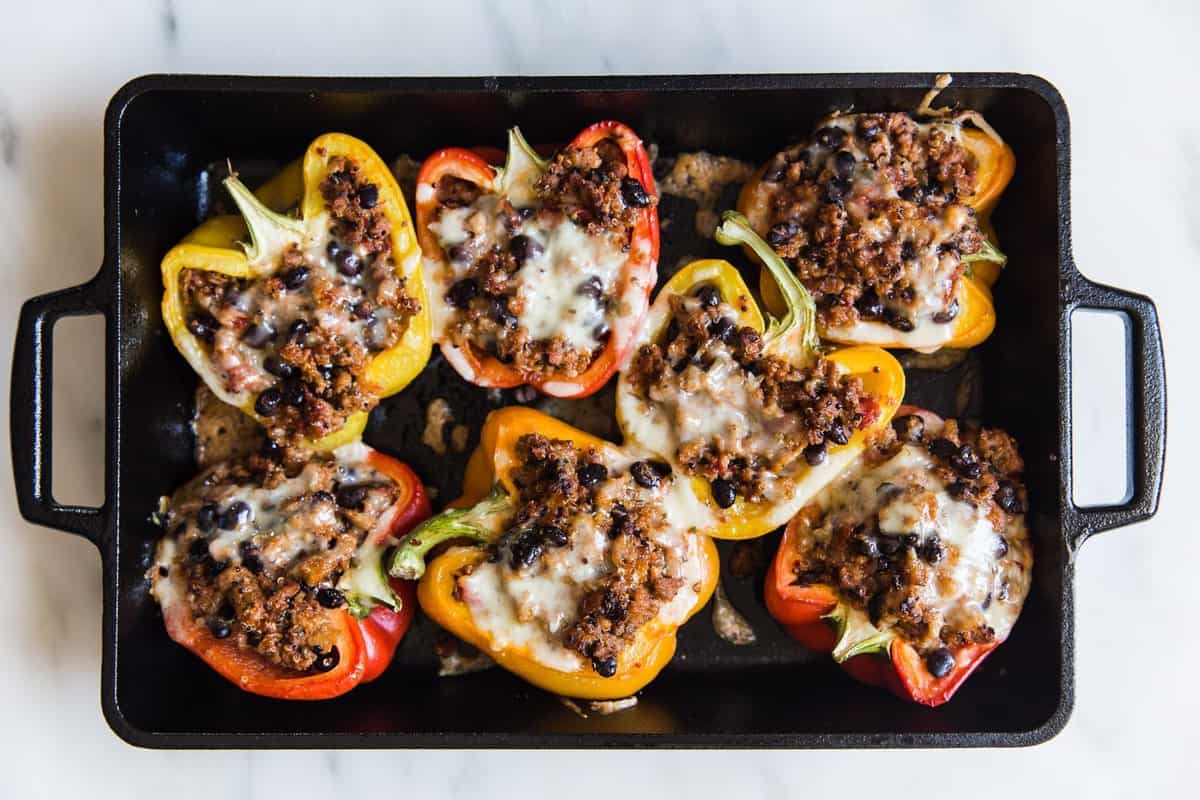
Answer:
[
  {"left": 222, "top": 172, "right": 306, "bottom": 268},
  {"left": 962, "top": 238, "right": 1007, "bottom": 267},
  {"left": 714, "top": 210, "right": 818, "bottom": 353},
  {"left": 496, "top": 127, "right": 549, "bottom": 208},
  {"left": 824, "top": 604, "right": 895, "bottom": 663},
  {"left": 388, "top": 486, "right": 511, "bottom": 580}
]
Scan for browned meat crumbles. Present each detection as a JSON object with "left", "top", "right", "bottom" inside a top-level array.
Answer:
[
  {"left": 630, "top": 287, "right": 875, "bottom": 503},
  {"left": 753, "top": 113, "right": 986, "bottom": 331},
  {"left": 431, "top": 135, "right": 655, "bottom": 381},
  {"left": 480, "top": 434, "right": 682, "bottom": 677},
  {"left": 180, "top": 156, "right": 420, "bottom": 444},
  {"left": 789, "top": 414, "right": 1029, "bottom": 655},
  {"left": 163, "top": 450, "right": 400, "bottom": 673}
]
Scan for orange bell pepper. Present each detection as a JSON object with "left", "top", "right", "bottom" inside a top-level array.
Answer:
[
  {"left": 615, "top": 211, "right": 905, "bottom": 540},
  {"left": 389, "top": 407, "right": 719, "bottom": 700}
]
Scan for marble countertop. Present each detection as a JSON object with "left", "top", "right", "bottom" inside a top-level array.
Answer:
[{"left": 1, "top": 0, "right": 1193, "bottom": 796}]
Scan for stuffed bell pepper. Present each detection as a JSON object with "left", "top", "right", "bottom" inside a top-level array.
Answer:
[
  {"left": 161, "top": 133, "right": 433, "bottom": 449},
  {"left": 764, "top": 406, "right": 1032, "bottom": 706},
  {"left": 389, "top": 407, "right": 718, "bottom": 699},
  {"left": 738, "top": 108, "right": 1015, "bottom": 352},
  {"left": 150, "top": 442, "right": 430, "bottom": 700},
  {"left": 415, "top": 122, "right": 659, "bottom": 397},
  {"left": 615, "top": 211, "right": 905, "bottom": 540}
]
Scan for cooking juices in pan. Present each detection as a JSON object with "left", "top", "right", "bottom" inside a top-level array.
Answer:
[{"left": 149, "top": 99, "right": 1028, "bottom": 707}]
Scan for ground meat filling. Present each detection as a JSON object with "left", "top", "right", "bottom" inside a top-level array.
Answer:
[
  {"left": 432, "top": 136, "right": 655, "bottom": 381},
  {"left": 790, "top": 415, "right": 1029, "bottom": 661},
  {"left": 472, "top": 434, "right": 681, "bottom": 676},
  {"left": 758, "top": 113, "right": 985, "bottom": 331},
  {"left": 181, "top": 156, "right": 420, "bottom": 443},
  {"left": 162, "top": 449, "right": 400, "bottom": 673},
  {"left": 629, "top": 285, "right": 873, "bottom": 504}
]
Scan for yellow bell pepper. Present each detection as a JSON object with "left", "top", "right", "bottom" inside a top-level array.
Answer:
[
  {"left": 741, "top": 119, "right": 1014, "bottom": 351},
  {"left": 390, "top": 407, "right": 720, "bottom": 700},
  {"left": 160, "top": 133, "right": 432, "bottom": 450},
  {"left": 616, "top": 211, "right": 905, "bottom": 540}
]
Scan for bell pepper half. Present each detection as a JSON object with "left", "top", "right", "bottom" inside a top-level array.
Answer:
[
  {"left": 153, "top": 448, "right": 430, "bottom": 700},
  {"left": 415, "top": 122, "right": 659, "bottom": 398},
  {"left": 160, "top": 133, "right": 433, "bottom": 450},
  {"left": 388, "top": 407, "right": 719, "bottom": 700},
  {"left": 739, "top": 120, "right": 1013, "bottom": 351},
  {"left": 615, "top": 211, "right": 905, "bottom": 540},
  {"left": 763, "top": 405, "right": 1006, "bottom": 707}
]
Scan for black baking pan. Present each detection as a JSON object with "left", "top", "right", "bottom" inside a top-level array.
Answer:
[{"left": 10, "top": 73, "right": 1166, "bottom": 748}]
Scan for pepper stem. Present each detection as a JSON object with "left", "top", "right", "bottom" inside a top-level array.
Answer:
[
  {"left": 963, "top": 238, "right": 1007, "bottom": 267},
  {"left": 222, "top": 171, "right": 306, "bottom": 269},
  {"left": 496, "top": 126, "right": 549, "bottom": 208},
  {"left": 824, "top": 604, "right": 895, "bottom": 663},
  {"left": 714, "top": 210, "right": 818, "bottom": 354},
  {"left": 388, "top": 486, "right": 512, "bottom": 580}
]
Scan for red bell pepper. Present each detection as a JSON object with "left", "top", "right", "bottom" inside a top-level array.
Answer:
[
  {"left": 154, "top": 449, "right": 430, "bottom": 700},
  {"left": 415, "top": 121, "right": 659, "bottom": 398},
  {"left": 764, "top": 405, "right": 1005, "bottom": 707}
]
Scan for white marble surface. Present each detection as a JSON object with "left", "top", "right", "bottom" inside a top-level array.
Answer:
[{"left": 0, "top": 0, "right": 1193, "bottom": 795}]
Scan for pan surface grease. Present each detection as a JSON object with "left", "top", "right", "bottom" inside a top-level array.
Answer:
[{"left": 9, "top": 74, "right": 1166, "bottom": 748}]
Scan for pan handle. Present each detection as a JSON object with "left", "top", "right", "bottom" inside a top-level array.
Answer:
[
  {"left": 10, "top": 275, "right": 110, "bottom": 546},
  {"left": 1065, "top": 272, "right": 1166, "bottom": 542}
]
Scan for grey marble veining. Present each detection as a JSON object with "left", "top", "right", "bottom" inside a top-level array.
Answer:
[{"left": 0, "top": 0, "right": 1195, "bottom": 797}]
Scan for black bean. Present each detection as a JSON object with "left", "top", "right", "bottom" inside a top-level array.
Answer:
[
  {"left": 358, "top": 183, "right": 379, "bottom": 209},
  {"left": 220, "top": 284, "right": 242, "bottom": 308},
  {"left": 245, "top": 630, "right": 262, "bottom": 647},
  {"left": 336, "top": 250, "right": 362, "bottom": 277},
  {"left": 188, "top": 537, "right": 210, "bottom": 561},
  {"left": 608, "top": 505, "right": 630, "bottom": 540},
  {"left": 824, "top": 178, "right": 851, "bottom": 204},
  {"left": 630, "top": 461, "right": 661, "bottom": 489},
  {"left": 695, "top": 284, "right": 721, "bottom": 308},
  {"left": 948, "top": 481, "right": 969, "bottom": 500},
  {"left": 995, "top": 480, "right": 1024, "bottom": 514},
  {"left": 208, "top": 619, "right": 232, "bottom": 639},
  {"left": 599, "top": 590, "right": 627, "bottom": 621},
  {"left": 919, "top": 536, "right": 946, "bottom": 564},
  {"left": 803, "top": 442, "right": 827, "bottom": 466},
  {"left": 326, "top": 240, "right": 342, "bottom": 261},
  {"left": 286, "top": 318, "right": 309, "bottom": 343},
  {"left": 260, "top": 438, "right": 282, "bottom": 459},
  {"left": 877, "top": 535, "right": 902, "bottom": 556},
  {"left": 335, "top": 484, "right": 368, "bottom": 510},
  {"left": 832, "top": 149, "right": 857, "bottom": 181},
  {"left": 928, "top": 438, "right": 957, "bottom": 460},
  {"left": 856, "top": 120, "right": 881, "bottom": 141},
  {"left": 205, "top": 557, "right": 229, "bottom": 578},
  {"left": 447, "top": 243, "right": 471, "bottom": 264},
  {"left": 157, "top": 565, "right": 169, "bottom": 577},
  {"left": 898, "top": 183, "right": 924, "bottom": 203},
  {"left": 313, "top": 490, "right": 335, "bottom": 505},
  {"left": 925, "top": 647, "right": 956, "bottom": 678},
  {"left": 281, "top": 378, "right": 306, "bottom": 407},
  {"left": 445, "top": 279, "right": 477, "bottom": 309},
  {"left": 663, "top": 317, "right": 680, "bottom": 344},
  {"left": 900, "top": 240, "right": 916, "bottom": 261},
  {"left": 762, "top": 155, "right": 788, "bottom": 183},
  {"left": 282, "top": 266, "right": 309, "bottom": 290},
  {"left": 187, "top": 313, "right": 219, "bottom": 343},
  {"left": 882, "top": 307, "right": 915, "bottom": 332},
  {"left": 855, "top": 288, "right": 884, "bottom": 319},
  {"left": 239, "top": 542, "right": 263, "bottom": 574},
  {"left": 316, "top": 587, "right": 346, "bottom": 609},
  {"left": 491, "top": 297, "right": 518, "bottom": 329},
  {"left": 313, "top": 646, "right": 340, "bottom": 672},
  {"left": 241, "top": 321, "right": 275, "bottom": 349},
  {"left": 592, "top": 654, "right": 619, "bottom": 678},
  {"left": 196, "top": 503, "right": 217, "bottom": 532},
  {"left": 217, "top": 501, "right": 251, "bottom": 530},
  {"left": 577, "top": 276, "right": 604, "bottom": 299},
  {"left": 539, "top": 525, "right": 570, "bottom": 548},
  {"left": 711, "top": 478, "right": 737, "bottom": 509},
  {"left": 649, "top": 460, "right": 673, "bottom": 477},
  {"left": 892, "top": 414, "right": 926, "bottom": 443},
  {"left": 253, "top": 387, "right": 281, "bottom": 417},
  {"left": 509, "top": 533, "right": 544, "bottom": 570},
  {"left": 767, "top": 220, "right": 798, "bottom": 246},
  {"left": 932, "top": 300, "right": 960, "bottom": 325},
  {"left": 955, "top": 459, "right": 984, "bottom": 480},
  {"left": 708, "top": 316, "right": 735, "bottom": 343},
  {"left": 995, "top": 536, "right": 1010, "bottom": 558},
  {"left": 577, "top": 462, "right": 608, "bottom": 487},
  {"left": 509, "top": 234, "right": 543, "bottom": 264},
  {"left": 593, "top": 323, "right": 611, "bottom": 343},
  {"left": 814, "top": 126, "right": 847, "bottom": 150},
  {"left": 620, "top": 177, "right": 652, "bottom": 208},
  {"left": 825, "top": 420, "right": 850, "bottom": 446},
  {"left": 264, "top": 356, "right": 294, "bottom": 378},
  {"left": 902, "top": 533, "right": 919, "bottom": 548}
]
